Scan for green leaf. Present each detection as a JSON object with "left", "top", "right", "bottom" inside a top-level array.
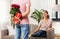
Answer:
[
  {"left": 31, "top": 9, "right": 43, "bottom": 23},
  {"left": 10, "top": 8, "right": 19, "bottom": 15}
]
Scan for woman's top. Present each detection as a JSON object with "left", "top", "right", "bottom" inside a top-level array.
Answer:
[
  {"left": 38, "top": 19, "right": 52, "bottom": 31},
  {"left": 11, "top": 0, "right": 31, "bottom": 24}
]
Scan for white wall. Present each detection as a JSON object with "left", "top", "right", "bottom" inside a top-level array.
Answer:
[
  {"left": 29, "top": 0, "right": 55, "bottom": 24},
  {"left": 0, "top": 0, "right": 10, "bottom": 30},
  {"left": 29, "top": 0, "right": 39, "bottom": 25},
  {"left": 0, "top": 0, "right": 10, "bottom": 39}
]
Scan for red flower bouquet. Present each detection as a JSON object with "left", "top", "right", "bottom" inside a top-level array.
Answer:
[{"left": 10, "top": 4, "right": 22, "bottom": 24}]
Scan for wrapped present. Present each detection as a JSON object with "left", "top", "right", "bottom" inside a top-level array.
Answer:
[
  {"left": 15, "top": 12, "right": 22, "bottom": 18},
  {"left": 13, "top": 12, "right": 22, "bottom": 24}
]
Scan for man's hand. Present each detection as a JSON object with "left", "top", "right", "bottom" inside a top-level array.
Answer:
[
  {"left": 13, "top": 16, "right": 21, "bottom": 24},
  {"left": 15, "top": 19, "right": 20, "bottom": 24}
]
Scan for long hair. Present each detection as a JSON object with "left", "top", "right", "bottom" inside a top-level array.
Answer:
[{"left": 41, "top": 10, "right": 50, "bottom": 19}]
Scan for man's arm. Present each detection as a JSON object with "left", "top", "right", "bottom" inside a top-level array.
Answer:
[{"left": 22, "top": 3, "right": 30, "bottom": 17}]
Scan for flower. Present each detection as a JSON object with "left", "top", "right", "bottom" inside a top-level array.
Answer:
[
  {"left": 10, "top": 4, "right": 20, "bottom": 16},
  {"left": 10, "top": 4, "right": 22, "bottom": 24},
  {"left": 10, "top": 4, "right": 22, "bottom": 28},
  {"left": 11, "top": 4, "right": 20, "bottom": 9}
]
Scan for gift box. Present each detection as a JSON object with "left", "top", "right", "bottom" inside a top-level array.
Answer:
[
  {"left": 15, "top": 12, "right": 22, "bottom": 18},
  {"left": 13, "top": 12, "right": 22, "bottom": 24}
]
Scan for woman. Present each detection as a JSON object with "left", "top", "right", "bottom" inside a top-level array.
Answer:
[
  {"left": 29, "top": 10, "right": 52, "bottom": 37},
  {"left": 11, "top": 0, "right": 31, "bottom": 39}
]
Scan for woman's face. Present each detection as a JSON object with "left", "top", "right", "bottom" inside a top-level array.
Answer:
[{"left": 42, "top": 11, "right": 48, "bottom": 18}]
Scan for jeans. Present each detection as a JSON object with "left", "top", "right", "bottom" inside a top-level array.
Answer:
[
  {"left": 15, "top": 24, "right": 29, "bottom": 39},
  {"left": 32, "top": 30, "right": 47, "bottom": 37}
]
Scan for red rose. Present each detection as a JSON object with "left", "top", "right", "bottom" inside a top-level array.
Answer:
[{"left": 11, "top": 4, "right": 20, "bottom": 8}]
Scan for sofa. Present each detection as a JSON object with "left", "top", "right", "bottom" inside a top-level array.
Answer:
[{"left": 1, "top": 24, "right": 54, "bottom": 39}]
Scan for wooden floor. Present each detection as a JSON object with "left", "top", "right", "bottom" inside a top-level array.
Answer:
[
  {"left": 55, "top": 34, "right": 60, "bottom": 39},
  {"left": 55, "top": 37, "right": 60, "bottom": 39},
  {"left": 55, "top": 36, "right": 60, "bottom": 39}
]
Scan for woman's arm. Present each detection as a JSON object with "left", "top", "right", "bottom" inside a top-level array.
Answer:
[
  {"left": 22, "top": 3, "right": 30, "bottom": 17},
  {"left": 50, "top": 23, "right": 52, "bottom": 28},
  {"left": 29, "top": 20, "right": 42, "bottom": 37},
  {"left": 50, "top": 20, "right": 52, "bottom": 28},
  {"left": 32, "top": 26, "right": 41, "bottom": 34},
  {"left": 29, "top": 25, "right": 41, "bottom": 37}
]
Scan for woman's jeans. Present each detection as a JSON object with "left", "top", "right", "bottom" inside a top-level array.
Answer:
[
  {"left": 15, "top": 24, "right": 29, "bottom": 39},
  {"left": 32, "top": 30, "right": 47, "bottom": 37}
]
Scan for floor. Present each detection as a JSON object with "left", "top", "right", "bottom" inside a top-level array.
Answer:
[
  {"left": 55, "top": 35, "right": 60, "bottom": 39},
  {"left": 55, "top": 37, "right": 60, "bottom": 39}
]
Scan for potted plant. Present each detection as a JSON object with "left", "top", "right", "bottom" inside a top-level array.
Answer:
[{"left": 31, "top": 9, "right": 43, "bottom": 24}]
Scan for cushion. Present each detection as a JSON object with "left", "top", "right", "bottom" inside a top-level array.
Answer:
[
  {"left": 4, "top": 35, "right": 14, "bottom": 39},
  {"left": 30, "top": 37, "right": 46, "bottom": 39}
]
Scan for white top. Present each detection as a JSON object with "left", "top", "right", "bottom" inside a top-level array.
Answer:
[{"left": 38, "top": 19, "right": 52, "bottom": 31}]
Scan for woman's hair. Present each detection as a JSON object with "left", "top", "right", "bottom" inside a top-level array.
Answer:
[{"left": 41, "top": 10, "right": 50, "bottom": 19}]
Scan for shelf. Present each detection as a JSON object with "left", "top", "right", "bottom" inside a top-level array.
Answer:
[{"left": 52, "top": 18, "right": 60, "bottom": 21}]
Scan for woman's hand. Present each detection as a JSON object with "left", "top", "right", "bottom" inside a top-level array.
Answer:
[
  {"left": 29, "top": 33, "right": 33, "bottom": 37},
  {"left": 29, "top": 32, "right": 35, "bottom": 37}
]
